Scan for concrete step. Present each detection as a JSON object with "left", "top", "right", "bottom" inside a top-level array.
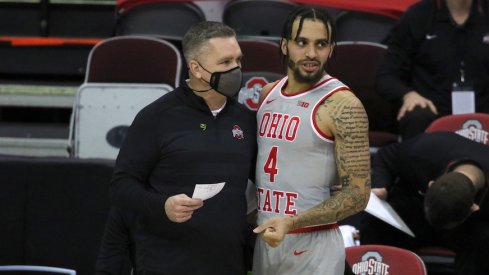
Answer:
[{"left": 0, "top": 137, "right": 70, "bottom": 157}]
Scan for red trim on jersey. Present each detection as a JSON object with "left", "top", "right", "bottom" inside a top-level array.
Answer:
[
  {"left": 288, "top": 223, "right": 339, "bottom": 234},
  {"left": 311, "top": 86, "right": 351, "bottom": 141},
  {"left": 280, "top": 76, "right": 335, "bottom": 97},
  {"left": 257, "top": 78, "right": 284, "bottom": 111}
]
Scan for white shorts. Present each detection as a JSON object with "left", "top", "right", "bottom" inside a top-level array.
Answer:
[{"left": 252, "top": 224, "right": 345, "bottom": 275}]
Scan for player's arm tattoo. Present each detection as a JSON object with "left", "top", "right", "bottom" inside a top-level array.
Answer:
[{"left": 292, "top": 93, "right": 371, "bottom": 229}]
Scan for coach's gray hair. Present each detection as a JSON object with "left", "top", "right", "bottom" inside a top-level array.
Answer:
[{"left": 182, "top": 21, "right": 236, "bottom": 63}]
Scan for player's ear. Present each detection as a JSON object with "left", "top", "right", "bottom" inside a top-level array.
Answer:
[
  {"left": 428, "top": 180, "right": 435, "bottom": 188},
  {"left": 280, "top": 38, "right": 288, "bottom": 56}
]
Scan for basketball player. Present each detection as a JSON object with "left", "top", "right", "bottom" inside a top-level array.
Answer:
[{"left": 252, "top": 7, "right": 371, "bottom": 275}]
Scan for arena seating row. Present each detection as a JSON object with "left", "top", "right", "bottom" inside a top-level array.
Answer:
[
  {"left": 114, "top": 0, "right": 397, "bottom": 43},
  {"left": 0, "top": 0, "right": 401, "bottom": 157},
  {"left": 0, "top": 0, "right": 398, "bottom": 41},
  {"left": 0, "top": 0, "right": 398, "bottom": 89},
  {"left": 68, "top": 35, "right": 400, "bottom": 159}
]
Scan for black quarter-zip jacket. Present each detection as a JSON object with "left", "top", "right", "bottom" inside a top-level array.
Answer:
[{"left": 111, "top": 84, "right": 257, "bottom": 274}]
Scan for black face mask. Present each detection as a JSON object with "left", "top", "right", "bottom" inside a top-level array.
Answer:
[{"left": 195, "top": 62, "right": 243, "bottom": 98}]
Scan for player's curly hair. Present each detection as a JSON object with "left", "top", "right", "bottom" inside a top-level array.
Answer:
[
  {"left": 424, "top": 172, "right": 476, "bottom": 229},
  {"left": 280, "top": 6, "right": 336, "bottom": 58}
]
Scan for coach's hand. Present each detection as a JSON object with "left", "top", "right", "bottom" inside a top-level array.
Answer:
[
  {"left": 164, "top": 194, "right": 203, "bottom": 223},
  {"left": 253, "top": 216, "right": 294, "bottom": 248}
]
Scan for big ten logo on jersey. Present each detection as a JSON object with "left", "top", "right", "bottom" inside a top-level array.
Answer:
[
  {"left": 237, "top": 76, "right": 268, "bottom": 111},
  {"left": 351, "top": 251, "right": 390, "bottom": 275},
  {"left": 455, "top": 119, "right": 489, "bottom": 144},
  {"left": 256, "top": 187, "right": 298, "bottom": 215},
  {"left": 258, "top": 112, "right": 300, "bottom": 141}
]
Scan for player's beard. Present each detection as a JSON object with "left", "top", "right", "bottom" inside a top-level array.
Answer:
[{"left": 287, "top": 57, "right": 324, "bottom": 85}]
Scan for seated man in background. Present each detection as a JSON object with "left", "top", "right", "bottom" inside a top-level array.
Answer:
[
  {"left": 376, "top": 0, "right": 489, "bottom": 140},
  {"left": 361, "top": 131, "right": 489, "bottom": 275}
]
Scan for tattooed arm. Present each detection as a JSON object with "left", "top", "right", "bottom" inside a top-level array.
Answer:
[
  {"left": 303, "top": 90, "right": 371, "bottom": 222},
  {"left": 254, "top": 90, "right": 371, "bottom": 247}
]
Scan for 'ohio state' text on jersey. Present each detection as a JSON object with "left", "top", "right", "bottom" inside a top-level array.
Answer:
[{"left": 255, "top": 74, "right": 349, "bottom": 225}]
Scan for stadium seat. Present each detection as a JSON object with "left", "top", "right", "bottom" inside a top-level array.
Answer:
[
  {"left": 114, "top": 1, "right": 206, "bottom": 41},
  {"left": 346, "top": 244, "right": 427, "bottom": 275},
  {"left": 70, "top": 36, "right": 179, "bottom": 159},
  {"left": 223, "top": 0, "right": 299, "bottom": 41},
  {"left": 85, "top": 36, "right": 182, "bottom": 86},
  {"left": 425, "top": 113, "right": 489, "bottom": 145},
  {"left": 72, "top": 83, "right": 172, "bottom": 159},
  {"left": 237, "top": 39, "right": 285, "bottom": 111},
  {"left": 238, "top": 71, "right": 283, "bottom": 111},
  {"left": 335, "top": 11, "right": 398, "bottom": 43},
  {"left": 415, "top": 246, "right": 456, "bottom": 275},
  {"left": 239, "top": 39, "right": 285, "bottom": 75},
  {"left": 326, "top": 41, "right": 399, "bottom": 148}
]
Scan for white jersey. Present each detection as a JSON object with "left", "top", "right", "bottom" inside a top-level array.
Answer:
[{"left": 255, "top": 74, "right": 349, "bottom": 225}]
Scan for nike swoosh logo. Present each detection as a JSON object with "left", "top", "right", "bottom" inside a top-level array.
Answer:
[
  {"left": 425, "top": 34, "right": 437, "bottom": 40},
  {"left": 266, "top": 99, "right": 276, "bottom": 104},
  {"left": 293, "top": 250, "right": 308, "bottom": 256}
]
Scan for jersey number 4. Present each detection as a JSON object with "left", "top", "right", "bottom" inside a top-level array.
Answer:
[{"left": 264, "top": 146, "right": 278, "bottom": 182}]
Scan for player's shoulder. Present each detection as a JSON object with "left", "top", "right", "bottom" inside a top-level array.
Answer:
[
  {"left": 259, "top": 80, "right": 281, "bottom": 103},
  {"left": 319, "top": 89, "right": 366, "bottom": 115},
  {"left": 261, "top": 80, "right": 280, "bottom": 95},
  {"left": 328, "top": 88, "right": 359, "bottom": 102}
]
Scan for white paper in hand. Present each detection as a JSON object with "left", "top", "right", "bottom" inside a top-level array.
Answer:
[
  {"left": 192, "top": 182, "right": 226, "bottom": 200},
  {"left": 365, "top": 191, "right": 415, "bottom": 237}
]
